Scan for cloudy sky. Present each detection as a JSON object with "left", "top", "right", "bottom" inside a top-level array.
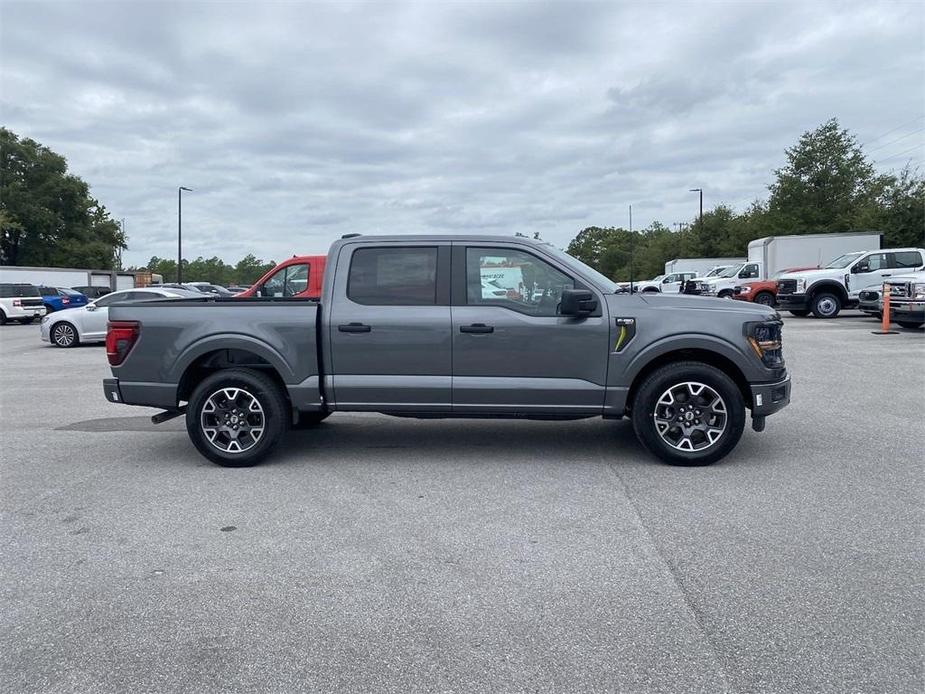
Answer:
[{"left": 2, "top": 1, "right": 923, "bottom": 267}]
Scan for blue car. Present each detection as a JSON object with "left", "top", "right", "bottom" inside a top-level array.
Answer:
[{"left": 37, "top": 286, "right": 89, "bottom": 313}]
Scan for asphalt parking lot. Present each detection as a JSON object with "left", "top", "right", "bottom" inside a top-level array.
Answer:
[{"left": 1, "top": 312, "right": 922, "bottom": 693}]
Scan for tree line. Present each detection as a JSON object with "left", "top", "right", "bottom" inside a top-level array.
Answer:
[
  {"left": 567, "top": 119, "right": 924, "bottom": 281},
  {"left": 139, "top": 254, "right": 278, "bottom": 286}
]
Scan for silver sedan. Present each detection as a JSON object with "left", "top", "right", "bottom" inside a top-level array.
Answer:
[{"left": 40, "top": 287, "right": 200, "bottom": 347}]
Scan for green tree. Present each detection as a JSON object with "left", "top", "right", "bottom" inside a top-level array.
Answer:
[
  {"left": 0, "top": 128, "right": 126, "bottom": 268},
  {"left": 766, "top": 118, "right": 882, "bottom": 232}
]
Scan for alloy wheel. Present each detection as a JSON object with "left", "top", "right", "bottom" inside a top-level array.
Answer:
[
  {"left": 652, "top": 381, "right": 728, "bottom": 452},
  {"left": 53, "top": 323, "right": 75, "bottom": 347},
  {"left": 200, "top": 387, "right": 265, "bottom": 454}
]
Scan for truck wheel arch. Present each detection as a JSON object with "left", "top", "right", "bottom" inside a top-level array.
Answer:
[
  {"left": 624, "top": 343, "right": 753, "bottom": 412},
  {"left": 807, "top": 280, "right": 849, "bottom": 303},
  {"left": 173, "top": 336, "right": 295, "bottom": 402}
]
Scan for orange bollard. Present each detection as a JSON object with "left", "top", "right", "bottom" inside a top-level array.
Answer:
[{"left": 872, "top": 282, "right": 899, "bottom": 334}]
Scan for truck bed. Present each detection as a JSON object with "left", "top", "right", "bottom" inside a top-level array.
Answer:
[{"left": 107, "top": 297, "right": 322, "bottom": 411}]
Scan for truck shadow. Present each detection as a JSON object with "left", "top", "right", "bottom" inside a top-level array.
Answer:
[{"left": 276, "top": 416, "right": 643, "bottom": 466}]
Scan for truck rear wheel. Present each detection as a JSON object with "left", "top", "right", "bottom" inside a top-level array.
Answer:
[
  {"left": 896, "top": 321, "right": 923, "bottom": 329},
  {"left": 811, "top": 292, "right": 841, "bottom": 318},
  {"left": 788, "top": 310, "right": 810, "bottom": 317},
  {"left": 186, "top": 368, "right": 289, "bottom": 467},
  {"left": 631, "top": 361, "right": 745, "bottom": 466}
]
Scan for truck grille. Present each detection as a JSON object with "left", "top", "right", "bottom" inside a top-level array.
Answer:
[
  {"left": 777, "top": 279, "right": 797, "bottom": 295},
  {"left": 683, "top": 280, "right": 702, "bottom": 295},
  {"left": 887, "top": 283, "right": 910, "bottom": 299}
]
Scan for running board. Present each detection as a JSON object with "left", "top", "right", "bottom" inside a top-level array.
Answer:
[{"left": 151, "top": 407, "right": 186, "bottom": 425}]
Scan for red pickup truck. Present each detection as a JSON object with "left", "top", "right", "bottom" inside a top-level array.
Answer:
[
  {"left": 235, "top": 255, "right": 326, "bottom": 300},
  {"left": 733, "top": 267, "right": 818, "bottom": 306}
]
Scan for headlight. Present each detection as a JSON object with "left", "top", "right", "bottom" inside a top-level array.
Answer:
[
  {"left": 739, "top": 285, "right": 752, "bottom": 294},
  {"left": 795, "top": 279, "right": 806, "bottom": 293},
  {"left": 41, "top": 315, "right": 49, "bottom": 324},
  {"left": 745, "top": 321, "right": 784, "bottom": 368},
  {"left": 914, "top": 283, "right": 925, "bottom": 300}
]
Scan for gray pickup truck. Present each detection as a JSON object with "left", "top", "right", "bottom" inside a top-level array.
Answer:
[{"left": 103, "top": 235, "right": 791, "bottom": 467}]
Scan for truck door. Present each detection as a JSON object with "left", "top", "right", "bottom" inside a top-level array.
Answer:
[
  {"left": 849, "top": 252, "right": 893, "bottom": 292},
  {"left": 661, "top": 273, "right": 683, "bottom": 293},
  {"left": 328, "top": 243, "right": 452, "bottom": 410},
  {"left": 451, "top": 244, "right": 610, "bottom": 413}
]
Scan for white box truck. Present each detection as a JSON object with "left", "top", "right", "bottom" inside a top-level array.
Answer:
[
  {"left": 0, "top": 266, "right": 139, "bottom": 291},
  {"left": 695, "top": 231, "right": 883, "bottom": 298}
]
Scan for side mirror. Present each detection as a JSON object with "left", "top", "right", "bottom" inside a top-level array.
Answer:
[
  {"left": 86, "top": 304, "right": 97, "bottom": 312},
  {"left": 851, "top": 263, "right": 867, "bottom": 274},
  {"left": 662, "top": 277, "right": 672, "bottom": 284},
  {"left": 560, "top": 288, "right": 597, "bottom": 317}
]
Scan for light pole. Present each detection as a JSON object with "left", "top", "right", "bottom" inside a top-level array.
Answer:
[
  {"left": 689, "top": 188, "right": 703, "bottom": 233},
  {"left": 178, "top": 186, "right": 193, "bottom": 282}
]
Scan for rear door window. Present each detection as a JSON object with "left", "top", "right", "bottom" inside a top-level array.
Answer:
[
  {"left": 892, "top": 251, "right": 922, "bottom": 268},
  {"left": 348, "top": 247, "right": 438, "bottom": 305}
]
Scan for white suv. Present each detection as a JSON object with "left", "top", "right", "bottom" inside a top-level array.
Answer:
[{"left": 0, "top": 283, "right": 47, "bottom": 325}]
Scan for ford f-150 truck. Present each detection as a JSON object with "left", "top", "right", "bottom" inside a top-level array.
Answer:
[{"left": 103, "top": 235, "right": 791, "bottom": 468}]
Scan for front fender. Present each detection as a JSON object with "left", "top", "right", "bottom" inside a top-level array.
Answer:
[{"left": 620, "top": 332, "right": 761, "bottom": 385}]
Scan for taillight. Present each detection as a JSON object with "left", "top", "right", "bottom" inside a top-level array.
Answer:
[
  {"left": 13, "top": 299, "right": 21, "bottom": 307},
  {"left": 62, "top": 298, "right": 70, "bottom": 304},
  {"left": 106, "top": 321, "right": 140, "bottom": 366}
]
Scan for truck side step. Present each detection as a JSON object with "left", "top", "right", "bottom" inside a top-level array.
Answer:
[{"left": 151, "top": 407, "right": 186, "bottom": 425}]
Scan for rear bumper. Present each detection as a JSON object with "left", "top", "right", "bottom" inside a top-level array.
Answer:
[
  {"left": 103, "top": 378, "right": 123, "bottom": 403},
  {"left": 750, "top": 375, "right": 791, "bottom": 417}
]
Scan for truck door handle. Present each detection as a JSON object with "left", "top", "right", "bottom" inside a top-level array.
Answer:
[
  {"left": 338, "top": 323, "right": 371, "bottom": 333},
  {"left": 460, "top": 323, "right": 494, "bottom": 334}
]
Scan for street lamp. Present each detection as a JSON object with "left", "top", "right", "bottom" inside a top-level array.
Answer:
[
  {"left": 178, "top": 186, "right": 193, "bottom": 282},
  {"left": 689, "top": 188, "right": 703, "bottom": 232}
]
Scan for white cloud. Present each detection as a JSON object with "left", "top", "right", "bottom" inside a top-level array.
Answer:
[{"left": 1, "top": 0, "right": 922, "bottom": 266}]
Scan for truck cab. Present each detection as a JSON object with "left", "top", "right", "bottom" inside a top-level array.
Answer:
[
  {"left": 634, "top": 272, "right": 698, "bottom": 294},
  {"left": 693, "top": 262, "right": 763, "bottom": 298},
  {"left": 235, "top": 255, "right": 326, "bottom": 300},
  {"left": 777, "top": 248, "right": 924, "bottom": 318}
]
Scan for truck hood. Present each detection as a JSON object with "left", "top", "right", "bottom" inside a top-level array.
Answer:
[
  {"left": 888, "top": 271, "right": 925, "bottom": 283},
  {"left": 777, "top": 268, "right": 840, "bottom": 281},
  {"left": 610, "top": 292, "right": 777, "bottom": 319}
]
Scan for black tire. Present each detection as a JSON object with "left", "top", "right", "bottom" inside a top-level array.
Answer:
[
  {"left": 631, "top": 361, "right": 746, "bottom": 466},
  {"left": 718, "top": 290, "right": 734, "bottom": 299},
  {"left": 753, "top": 291, "right": 775, "bottom": 306},
  {"left": 186, "top": 368, "right": 289, "bottom": 467},
  {"left": 293, "top": 410, "right": 331, "bottom": 429},
  {"left": 788, "top": 310, "right": 810, "bottom": 317},
  {"left": 0, "top": 309, "right": 6, "bottom": 325},
  {"left": 51, "top": 321, "right": 79, "bottom": 348},
  {"left": 642, "top": 288, "right": 659, "bottom": 293},
  {"left": 896, "top": 321, "right": 924, "bottom": 329},
  {"left": 810, "top": 292, "right": 841, "bottom": 319}
]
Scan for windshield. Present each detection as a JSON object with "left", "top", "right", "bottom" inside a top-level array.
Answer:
[
  {"left": 718, "top": 264, "right": 744, "bottom": 278},
  {"left": 825, "top": 252, "right": 864, "bottom": 269},
  {"left": 542, "top": 244, "right": 619, "bottom": 293},
  {"left": 705, "top": 267, "right": 724, "bottom": 277}
]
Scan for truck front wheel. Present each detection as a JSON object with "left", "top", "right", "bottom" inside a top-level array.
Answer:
[
  {"left": 631, "top": 361, "right": 745, "bottom": 466},
  {"left": 186, "top": 368, "right": 289, "bottom": 467},
  {"left": 811, "top": 292, "right": 841, "bottom": 319}
]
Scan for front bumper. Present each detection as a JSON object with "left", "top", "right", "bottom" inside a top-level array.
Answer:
[
  {"left": 890, "top": 301, "right": 924, "bottom": 322},
  {"left": 750, "top": 375, "right": 791, "bottom": 417},
  {"left": 777, "top": 293, "right": 809, "bottom": 310}
]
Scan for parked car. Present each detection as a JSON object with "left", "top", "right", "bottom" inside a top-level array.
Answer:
[
  {"left": 103, "top": 234, "right": 791, "bottom": 468},
  {"left": 777, "top": 247, "right": 925, "bottom": 318},
  {"left": 36, "top": 286, "right": 88, "bottom": 313},
  {"left": 732, "top": 267, "right": 818, "bottom": 306},
  {"left": 227, "top": 285, "right": 251, "bottom": 293},
  {"left": 234, "top": 255, "right": 326, "bottom": 299},
  {"left": 41, "top": 287, "right": 199, "bottom": 347},
  {"left": 633, "top": 272, "right": 698, "bottom": 294},
  {"left": 0, "top": 283, "right": 46, "bottom": 324},
  {"left": 186, "top": 282, "right": 235, "bottom": 296},
  {"left": 884, "top": 271, "right": 925, "bottom": 329},
  {"left": 71, "top": 286, "right": 112, "bottom": 299}
]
